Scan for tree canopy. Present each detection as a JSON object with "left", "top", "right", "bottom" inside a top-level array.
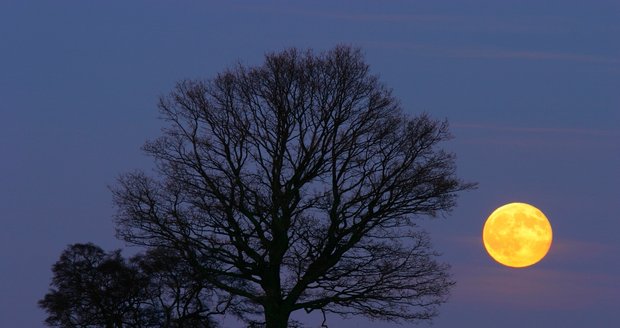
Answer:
[{"left": 39, "top": 243, "right": 222, "bottom": 327}]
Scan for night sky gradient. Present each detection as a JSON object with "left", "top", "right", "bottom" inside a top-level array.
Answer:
[{"left": 1, "top": 1, "right": 619, "bottom": 327}]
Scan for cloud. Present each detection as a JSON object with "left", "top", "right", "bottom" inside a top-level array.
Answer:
[
  {"left": 551, "top": 239, "right": 614, "bottom": 261},
  {"left": 229, "top": 4, "right": 575, "bottom": 34},
  {"left": 446, "top": 48, "right": 620, "bottom": 64},
  {"left": 452, "top": 123, "right": 620, "bottom": 137},
  {"left": 443, "top": 236, "right": 620, "bottom": 310},
  {"left": 449, "top": 122, "right": 620, "bottom": 148},
  {"left": 294, "top": 12, "right": 452, "bottom": 23},
  {"left": 230, "top": 3, "right": 455, "bottom": 23},
  {"left": 366, "top": 41, "right": 620, "bottom": 65},
  {"left": 228, "top": 4, "right": 619, "bottom": 65},
  {"left": 451, "top": 263, "right": 619, "bottom": 310}
]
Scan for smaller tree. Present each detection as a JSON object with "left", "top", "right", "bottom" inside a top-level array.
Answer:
[
  {"left": 39, "top": 243, "right": 145, "bottom": 328},
  {"left": 39, "top": 243, "right": 223, "bottom": 327}
]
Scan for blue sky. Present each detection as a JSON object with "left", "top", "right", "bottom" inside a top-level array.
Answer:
[{"left": 1, "top": 1, "right": 619, "bottom": 327}]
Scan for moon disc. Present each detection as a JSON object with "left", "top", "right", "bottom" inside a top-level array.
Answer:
[{"left": 483, "top": 202, "right": 553, "bottom": 268}]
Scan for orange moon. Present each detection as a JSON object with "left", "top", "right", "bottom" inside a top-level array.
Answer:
[{"left": 482, "top": 202, "right": 553, "bottom": 268}]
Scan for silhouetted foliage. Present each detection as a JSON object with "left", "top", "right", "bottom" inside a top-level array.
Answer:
[
  {"left": 109, "top": 45, "right": 474, "bottom": 327},
  {"left": 39, "top": 243, "right": 222, "bottom": 327},
  {"left": 132, "top": 247, "right": 229, "bottom": 327}
]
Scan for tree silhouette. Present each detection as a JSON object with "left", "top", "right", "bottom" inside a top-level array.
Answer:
[
  {"left": 39, "top": 243, "right": 223, "bottom": 327},
  {"left": 109, "top": 45, "right": 474, "bottom": 327}
]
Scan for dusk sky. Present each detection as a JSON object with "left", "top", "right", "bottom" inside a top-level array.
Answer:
[{"left": 1, "top": 1, "right": 619, "bottom": 327}]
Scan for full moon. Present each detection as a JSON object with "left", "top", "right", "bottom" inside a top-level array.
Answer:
[{"left": 482, "top": 202, "right": 553, "bottom": 268}]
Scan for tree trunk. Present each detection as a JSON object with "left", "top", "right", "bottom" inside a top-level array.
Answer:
[{"left": 264, "top": 303, "right": 291, "bottom": 328}]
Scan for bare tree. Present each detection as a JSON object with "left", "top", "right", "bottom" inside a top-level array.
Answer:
[
  {"left": 132, "top": 247, "right": 230, "bottom": 327},
  {"left": 112, "top": 46, "right": 474, "bottom": 328}
]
